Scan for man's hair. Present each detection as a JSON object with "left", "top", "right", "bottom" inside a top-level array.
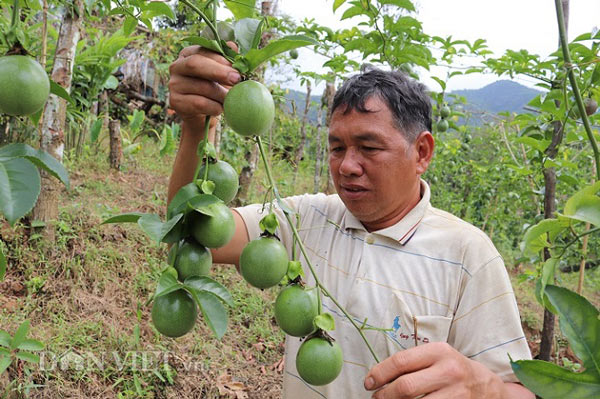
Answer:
[{"left": 331, "top": 65, "right": 432, "bottom": 142}]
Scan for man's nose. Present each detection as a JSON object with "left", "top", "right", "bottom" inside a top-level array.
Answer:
[{"left": 339, "top": 148, "right": 363, "bottom": 177}]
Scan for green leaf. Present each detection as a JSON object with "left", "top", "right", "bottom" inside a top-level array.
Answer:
[
  {"left": 0, "top": 355, "right": 11, "bottom": 375},
  {"left": 10, "top": 321, "right": 30, "bottom": 350},
  {"left": 0, "top": 158, "right": 41, "bottom": 226},
  {"left": 286, "top": 260, "right": 304, "bottom": 281},
  {"left": 167, "top": 182, "right": 201, "bottom": 219},
  {"left": 90, "top": 118, "right": 103, "bottom": 144},
  {"left": 137, "top": 213, "right": 183, "bottom": 243},
  {"left": 0, "top": 143, "right": 70, "bottom": 188},
  {"left": 314, "top": 313, "right": 335, "bottom": 331},
  {"left": 224, "top": 0, "right": 256, "bottom": 19},
  {"left": 0, "top": 331, "right": 10, "bottom": 347},
  {"left": 539, "top": 258, "right": 558, "bottom": 301},
  {"left": 183, "top": 276, "right": 233, "bottom": 307},
  {"left": 516, "top": 136, "right": 550, "bottom": 153},
  {"left": 186, "top": 194, "right": 221, "bottom": 217},
  {"left": 545, "top": 285, "right": 600, "bottom": 376},
  {"left": 243, "top": 35, "right": 317, "bottom": 73},
  {"left": 124, "top": 16, "right": 138, "bottom": 35},
  {"left": 167, "top": 241, "right": 179, "bottom": 267},
  {"left": 430, "top": 76, "right": 446, "bottom": 91},
  {"left": 154, "top": 268, "right": 182, "bottom": 299},
  {"left": 0, "top": 247, "right": 5, "bottom": 282},
  {"left": 201, "top": 21, "right": 236, "bottom": 42},
  {"left": 28, "top": 108, "right": 43, "bottom": 126},
  {"left": 101, "top": 212, "right": 145, "bottom": 224},
  {"left": 50, "top": 80, "right": 74, "bottom": 105},
  {"left": 333, "top": 0, "right": 348, "bottom": 12},
  {"left": 564, "top": 182, "right": 600, "bottom": 215},
  {"left": 341, "top": 5, "right": 366, "bottom": 20},
  {"left": 197, "top": 142, "right": 217, "bottom": 161},
  {"left": 128, "top": 110, "right": 145, "bottom": 132},
  {"left": 183, "top": 36, "right": 223, "bottom": 54},
  {"left": 535, "top": 278, "right": 557, "bottom": 314},
  {"left": 187, "top": 289, "right": 228, "bottom": 339},
  {"left": 144, "top": 1, "right": 175, "bottom": 20},
  {"left": 521, "top": 219, "right": 567, "bottom": 255},
  {"left": 103, "top": 75, "right": 119, "bottom": 90},
  {"left": 511, "top": 359, "right": 600, "bottom": 398},
  {"left": 17, "top": 339, "right": 43, "bottom": 352},
  {"left": 199, "top": 180, "right": 215, "bottom": 195},
  {"left": 259, "top": 213, "right": 279, "bottom": 235},
  {"left": 379, "top": 0, "right": 416, "bottom": 11},
  {"left": 562, "top": 194, "right": 600, "bottom": 227},
  {"left": 16, "top": 351, "right": 39, "bottom": 364},
  {"left": 159, "top": 126, "right": 175, "bottom": 156},
  {"left": 591, "top": 62, "right": 600, "bottom": 86},
  {"left": 234, "top": 18, "right": 262, "bottom": 55}
]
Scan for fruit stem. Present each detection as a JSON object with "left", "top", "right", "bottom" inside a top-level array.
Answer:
[
  {"left": 255, "top": 136, "right": 380, "bottom": 363},
  {"left": 194, "top": 115, "right": 211, "bottom": 182},
  {"left": 11, "top": 0, "right": 19, "bottom": 29},
  {"left": 554, "top": 0, "right": 600, "bottom": 180}
]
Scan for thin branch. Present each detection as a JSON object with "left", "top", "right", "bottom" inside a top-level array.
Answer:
[{"left": 555, "top": 0, "right": 600, "bottom": 179}]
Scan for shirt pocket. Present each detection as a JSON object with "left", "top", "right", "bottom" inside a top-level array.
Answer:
[{"left": 374, "top": 293, "right": 454, "bottom": 359}]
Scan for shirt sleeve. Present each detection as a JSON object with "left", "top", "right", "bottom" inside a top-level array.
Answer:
[{"left": 448, "top": 253, "right": 532, "bottom": 382}]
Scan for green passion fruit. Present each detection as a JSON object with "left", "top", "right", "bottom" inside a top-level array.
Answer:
[
  {"left": 223, "top": 80, "right": 275, "bottom": 137},
  {"left": 0, "top": 55, "right": 50, "bottom": 116},
  {"left": 239, "top": 236, "right": 288, "bottom": 289},
  {"left": 440, "top": 105, "right": 451, "bottom": 119},
  {"left": 174, "top": 240, "right": 212, "bottom": 282},
  {"left": 296, "top": 337, "right": 343, "bottom": 386},
  {"left": 151, "top": 289, "right": 197, "bottom": 338},
  {"left": 188, "top": 202, "right": 236, "bottom": 249},
  {"left": 274, "top": 284, "right": 319, "bottom": 337},
  {"left": 436, "top": 119, "right": 449, "bottom": 132},
  {"left": 197, "top": 160, "right": 239, "bottom": 204}
]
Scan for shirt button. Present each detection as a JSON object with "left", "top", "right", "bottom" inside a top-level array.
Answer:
[{"left": 366, "top": 235, "right": 375, "bottom": 245}]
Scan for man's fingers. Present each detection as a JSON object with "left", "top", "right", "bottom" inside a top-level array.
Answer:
[
  {"left": 177, "top": 45, "right": 234, "bottom": 66},
  {"left": 370, "top": 364, "right": 454, "bottom": 399},
  {"left": 170, "top": 52, "right": 241, "bottom": 87},
  {"left": 169, "top": 93, "right": 224, "bottom": 118},
  {"left": 226, "top": 40, "right": 238, "bottom": 53},
  {"left": 169, "top": 75, "right": 228, "bottom": 104},
  {"left": 365, "top": 343, "right": 451, "bottom": 391}
]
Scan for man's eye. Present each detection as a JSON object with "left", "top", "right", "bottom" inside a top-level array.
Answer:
[
  {"left": 362, "top": 146, "right": 378, "bottom": 152},
  {"left": 330, "top": 147, "right": 343, "bottom": 153}
]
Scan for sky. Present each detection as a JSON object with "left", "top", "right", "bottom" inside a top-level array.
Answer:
[{"left": 271, "top": 0, "right": 600, "bottom": 93}]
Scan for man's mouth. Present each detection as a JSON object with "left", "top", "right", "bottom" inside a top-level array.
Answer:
[{"left": 340, "top": 184, "right": 368, "bottom": 198}]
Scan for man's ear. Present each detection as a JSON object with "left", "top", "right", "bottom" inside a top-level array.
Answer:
[{"left": 414, "top": 131, "right": 434, "bottom": 175}]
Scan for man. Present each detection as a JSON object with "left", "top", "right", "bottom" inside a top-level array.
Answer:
[{"left": 168, "top": 45, "right": 535, "bottom": 399}]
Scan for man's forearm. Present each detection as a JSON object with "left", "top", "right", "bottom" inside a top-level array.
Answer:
[{"left": 168, "top": 118, "right": 217, "bottom": 204}]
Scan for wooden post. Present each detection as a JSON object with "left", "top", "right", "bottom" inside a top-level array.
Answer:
[
  {"left": 109, "top": 120, "right": 122, "bottom": 170},
  {"left": 32, "top": 0, "right": 84, "bottom": 240}
]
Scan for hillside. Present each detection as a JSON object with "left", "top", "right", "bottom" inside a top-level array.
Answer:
[
  {"left": 452, "top": 80, "right": 542, "bottom": 121},
  {"left": 284, "top": 80, "right": 542, "bottom": 125}
]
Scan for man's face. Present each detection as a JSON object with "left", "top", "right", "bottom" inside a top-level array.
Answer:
[{"left": 328, "top": 96, "right": 430, "bottom": 231}]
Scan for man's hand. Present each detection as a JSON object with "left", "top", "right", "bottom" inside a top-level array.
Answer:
[
  {"left": 168, "top": 44, "right": 241, "bottom": 127},
  {"left": 363, "top": 342, "right": 534, "bottom": 399}
]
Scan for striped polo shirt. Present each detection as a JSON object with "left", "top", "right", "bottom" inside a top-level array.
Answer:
[{"left": 236, "top": 180, "right": 531, "bottom": 399}]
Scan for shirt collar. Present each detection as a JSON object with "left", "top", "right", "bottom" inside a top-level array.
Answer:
[{"left": 341, "top": 179, "right": 430, "bottom": 245}]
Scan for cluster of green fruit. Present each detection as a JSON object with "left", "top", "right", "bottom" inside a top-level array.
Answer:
[
  {"left": 436, "top": 104, "right": 451, "bottom": 133},
  {"left": 223, "top": 79, "right": 343, "bottom": 386},
  {"left": 151, "top": 157, "right": 239, "bottom": 338},
  {"left": 0, "top": 55, "right": 50, "bottom": 116}
]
